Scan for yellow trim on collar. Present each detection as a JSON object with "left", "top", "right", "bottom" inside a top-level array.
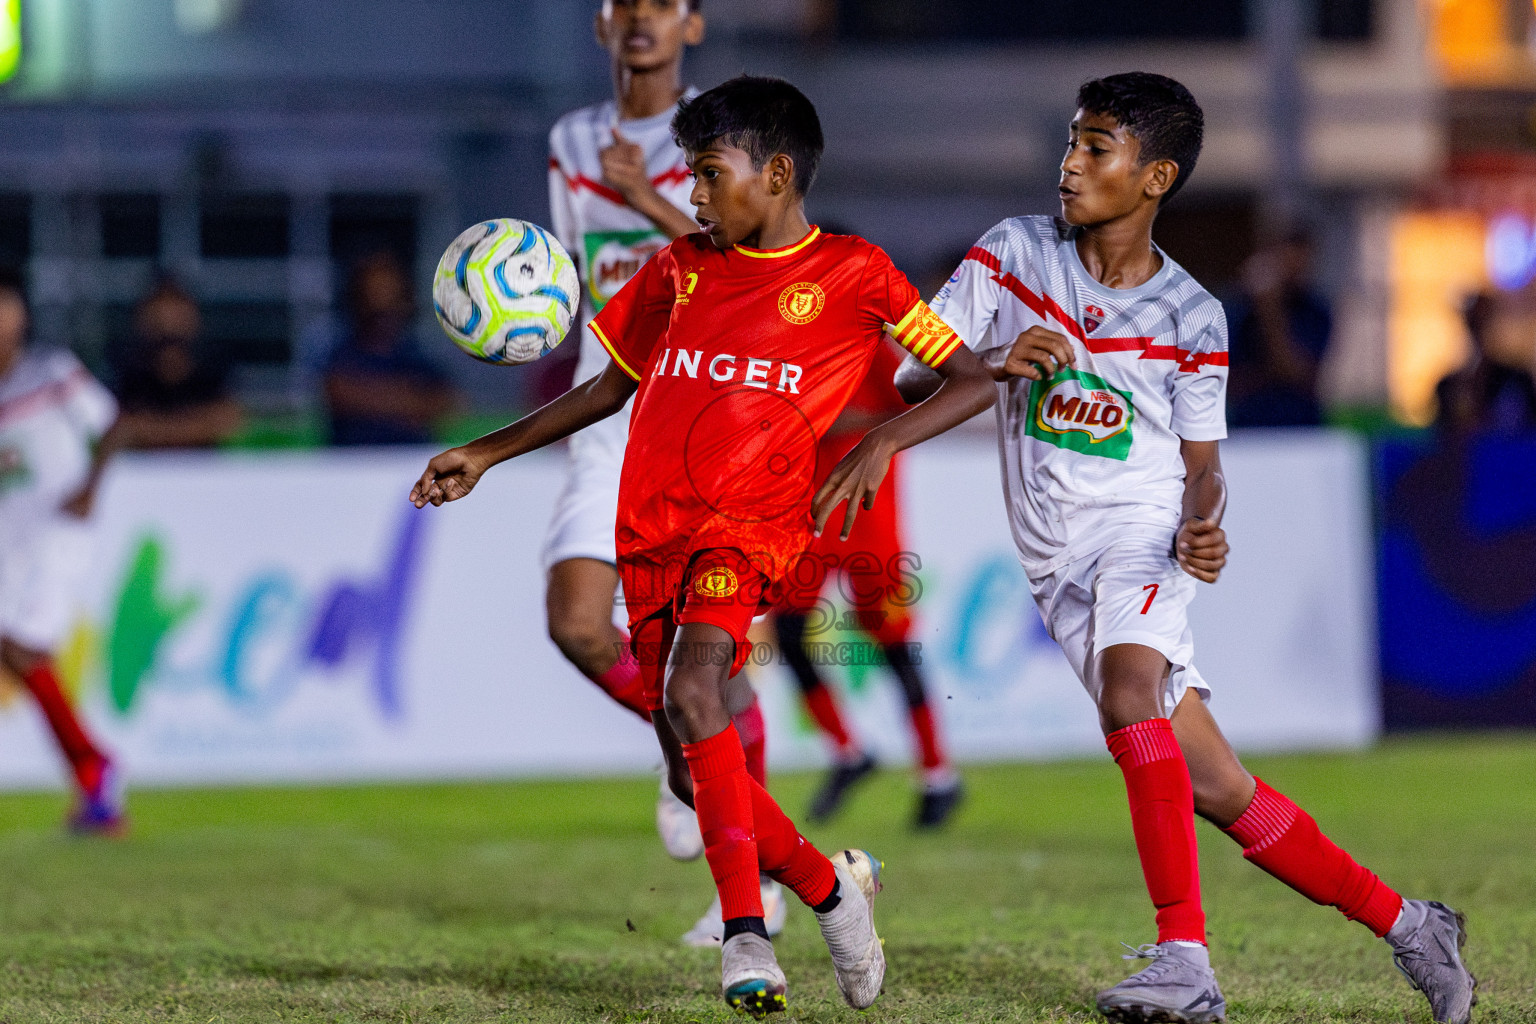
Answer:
[{"left": 734, "top": 226, "right": 821, "bottom": 259}]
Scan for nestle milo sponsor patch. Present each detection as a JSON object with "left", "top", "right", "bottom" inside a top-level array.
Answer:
[
  {"left": 583, "top": 230, "right": 666, "bottom": 310},
  {"left": 1025, "top": 368, "right": 1135, "bottom": 460}
]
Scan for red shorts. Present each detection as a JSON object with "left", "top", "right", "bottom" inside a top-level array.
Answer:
[
  {"left": 630, "top": 548, "right": 770, "bottom": 712},
  {"left": 775, "top": 463, "right": 913, "bottom": 646}
]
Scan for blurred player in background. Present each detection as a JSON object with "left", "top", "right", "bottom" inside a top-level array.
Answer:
[
  {"left": 545, "top": 0, "right": 782, "bottom": 946},
  {"left": 894, "top": 72, "right": 1476, "bottom": 1024},
  {"left": 773, "top": 334, "right": 963, "bottom": 828},
  {"left": 0, "top": 270, "right": 127, "bottom": 835}
]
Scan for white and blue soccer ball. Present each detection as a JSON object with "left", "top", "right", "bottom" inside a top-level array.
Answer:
[{"left": 432, "top": 218, "right": 579, "bottom": 365}]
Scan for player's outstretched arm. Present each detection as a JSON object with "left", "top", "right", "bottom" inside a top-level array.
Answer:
[
  {"left": 813, "top": 343, "right": 995, "bottom": 540},
  {"left": 895, "top": 325, "right": 1078, "bottom": 403},
  {"left": 1176, "top": 439, "right": 1229, "bottom": 583},
  {"left": 410, "top": 361, "right": 638, "bottom": 508}
]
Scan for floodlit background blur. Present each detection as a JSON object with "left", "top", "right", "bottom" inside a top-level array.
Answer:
[{"left": 1, "top": 0, "right": 1535, "bottom": 786}]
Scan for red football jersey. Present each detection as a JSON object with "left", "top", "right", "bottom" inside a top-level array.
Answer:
[
  {"left": 590, "top": 226, "right": 961, "bottom": 624},
  {"left": 814, "top": 336, "right": 909, "bottom": 481}
]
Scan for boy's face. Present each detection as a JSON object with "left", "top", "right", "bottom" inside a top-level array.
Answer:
[
  {"left": 1058, "top": 108, "right": 1176, "bottom": 226},
  {"left": 596, "top": 0, "right": 703, "bottom": 75},
  {"left": 686, "top": 141, "right": 787, "bottom": 249}
]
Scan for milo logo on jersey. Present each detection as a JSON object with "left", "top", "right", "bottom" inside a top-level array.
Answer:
[
  {"left": 1026, "top": 368, "right": 1135, "bottom": 460},
  {"left": 584, "top": 229, "right": 666, "bottom": 311}
]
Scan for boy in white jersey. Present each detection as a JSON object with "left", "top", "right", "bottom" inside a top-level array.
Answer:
[
  {"left": 544, "top": 0, "right": 783, "bottom": 945},
  {"left": 875, "top": 74, "right": 1475, "bottom": 1024},
  {"left": 0, "top": 271, "right": 127, "bottom": 834}
]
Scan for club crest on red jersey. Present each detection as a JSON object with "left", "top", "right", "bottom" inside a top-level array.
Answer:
[
  {"left": 778, "top": 282, "right": 826, "bottom": 325},
  {"left": 693, "top": 566, "right": 739, "bottom": 598},
  {"left": 1083, "top": 304, "right": 1108, "bottom": 334}
]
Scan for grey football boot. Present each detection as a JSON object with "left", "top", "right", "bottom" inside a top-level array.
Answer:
[
  {"left": 816, "top": 849, "right": 886, "bottom": 1009},
  {"left": 1387, "top": 899, "right": 1477, "bottom": 1024},
  {"left": 1095, "top": 942, "right": 1227, "bottom": 1023},
  {"left": 720, "top": 931, "right": 787, "bottom": 1017}
]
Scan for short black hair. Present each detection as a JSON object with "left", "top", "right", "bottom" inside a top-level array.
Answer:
[
  {"left": 671, "top": 75, "right": 824, "bottom": 195},
  {"left": 1076, "top": 72, "right": 1204, "bottom": 204}
]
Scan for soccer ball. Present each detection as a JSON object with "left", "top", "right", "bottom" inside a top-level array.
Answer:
[{"left": 432, "top": 219, "right": 579, "bottom": 365}]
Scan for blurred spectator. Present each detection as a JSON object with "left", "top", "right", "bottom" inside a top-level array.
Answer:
[
  {"left": 1435, "top": 292, "right": 1536, "bottom": 437},
  {"left": 324, "top": 252, "right": 456, "bottom": 446},
  {"left": 1226, "top": 227, "right": 1332, "bottom": 427},
  {"left": 112, "top": 279, "right": 243, "bottom": 449}
]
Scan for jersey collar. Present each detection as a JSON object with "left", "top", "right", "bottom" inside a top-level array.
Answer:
[{"left": 733, "top": 225, "right": 821, "bottom": 260}]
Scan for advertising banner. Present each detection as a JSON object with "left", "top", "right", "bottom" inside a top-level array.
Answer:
[{"left": 0, "top": 433, "right": 1379, "bottom": 788}]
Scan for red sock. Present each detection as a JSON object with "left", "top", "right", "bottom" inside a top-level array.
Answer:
[
  {"left": 1223, "top": 778, "right": 1403, "bottom": 937},
  {"left": 746, "top": 775, "right": 836, "bottom": 907},
  {"left": 682, "top": 724, "right": 763, "bottom": 920},
  {"left": 908, "top": 703, "right": 946, "bottom": 771},
  {"left": 802, "top": 682, "right": 858, "bottom": 757},
  {"left": 731, "top": 695, "right": 767, "bottom": 787},
  {"left": 591, "top": 628, "right": 651, "bottom": 723},
  {"left": 1106, "top": 719, "right": 1206, "bottom": 945},
  {"left": 22, "top": 661, "right": 106, "bottom": 793}
]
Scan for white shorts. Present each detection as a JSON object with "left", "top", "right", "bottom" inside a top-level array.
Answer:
[
  {"left": 541, "top": 398, "right": 633, "bottom": 571},
  {"left": 1029, "top": 538, "right": 1210, "bottom": 717},
  {"left": 0, "top": 516, "right": 96, "bottom": 653}
]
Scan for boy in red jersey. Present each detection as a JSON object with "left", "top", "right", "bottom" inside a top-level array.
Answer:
[
  {"left": 413, "top": 76, "right": 995, "bottom": 1016},
  {"left": 889, "top": 72, "right": 1476, "bottom": 1024},
  {"left": 774, "top": 337, "right": 963, "bottom": 827},
  {"left": 546, "top": 0, "right": 785, "bottom": 948}
]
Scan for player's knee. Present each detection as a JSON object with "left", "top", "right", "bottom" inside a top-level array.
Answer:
[
  {"left": 1097, "top": 680, "right": 1164, "bottom": 734},
  {"left": 546, "top": 617, "right": 612, "bottom": 670},
  {"left": 662, "top": 663, "right": 725, "bottom": 730}
]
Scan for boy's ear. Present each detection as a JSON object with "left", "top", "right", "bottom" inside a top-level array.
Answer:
[
  {"left": 683, "top": 8, "right": 705, "bottom": 46},
  {"left": 766, "top": 153, "right": 795, "bottom": 196},
  {"left": 1143, "top": 159, "right": 1179, "bottom": 202},
  {"left": 593, "top": 10, "right": 610, "bottom": 50}
]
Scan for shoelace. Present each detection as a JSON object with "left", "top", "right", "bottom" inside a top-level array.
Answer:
[{"left": 1117, "top": 943, "right": 1180, "bottom": 983}]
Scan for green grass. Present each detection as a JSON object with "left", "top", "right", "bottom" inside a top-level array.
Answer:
[{"left": 0, "top": 734, "right": 1531, "bottom": 1022}]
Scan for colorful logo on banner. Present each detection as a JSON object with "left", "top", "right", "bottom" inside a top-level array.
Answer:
[{"left": 63, "top": 506, "right": 428, "bottom": 722}]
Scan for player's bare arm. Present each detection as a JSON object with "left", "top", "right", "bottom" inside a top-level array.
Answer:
[
  {"left": 813, "top": 343, "right": 995, "bottom": 541},
  {"left": 411, "top": 360, "right": 638, "bottom": 508},
  {"left": 893, "top": 351, "right": 941, "bottom": 404},
  {"left": 894, "top": 324, "right": 1077, "bottom": 403},
  {"left": 59, "top": 417, "right": 125, "bottom": 519},
  {"left": 601, "top": 128, "right": 699, "bottom": 239},
  {"left": 1176, "top": 439, "right": 1228, "bottom": 584}
]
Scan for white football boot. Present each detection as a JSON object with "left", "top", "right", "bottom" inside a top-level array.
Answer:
[
  {"left": 683, "top": 877, "right": 787, "bottom": 947},
  {"left": 721, "top": 931, "right": 787, "bottom": 1017},
  {"left": 656, "top": 772, "right": 704, "bottom": 861},
  {"left": 816, "top": 849, "right": 885, "bottom": 1009}
]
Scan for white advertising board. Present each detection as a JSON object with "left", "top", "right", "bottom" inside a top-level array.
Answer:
[{"left": 0, "top": 432, "right": 1377, "bottom": 788}]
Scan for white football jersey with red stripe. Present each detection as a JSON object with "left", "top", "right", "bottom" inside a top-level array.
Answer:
[
  {"left": 0, "top": 349, "right": 117, "bottom": 522},
  {"left": 929, "top": 215, "right": 1228, "bottom": 576},
  {"left": 548, "top": 93, "right": 697, "bottom": 388}
]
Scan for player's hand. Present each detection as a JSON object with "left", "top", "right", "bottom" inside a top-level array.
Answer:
[
  {"left": 812, "top": 433, "right": 894, "bottom": 542},
  {"left": 1176, "top": 517, "right": 1228, "bottom": 583},
  {"left": 983, "top": 326, "right": 1076, "bottom": 382},
  {"left": 600, "top": 127, "right": 656, "bottom": 206},
  {"left": 410, "top": 447, "right": 486, "bottom": 508}
]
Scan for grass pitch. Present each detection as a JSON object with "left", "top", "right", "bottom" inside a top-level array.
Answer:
[{"left": 0, "top": 734, "right": 1531, "bottom": 1023}]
